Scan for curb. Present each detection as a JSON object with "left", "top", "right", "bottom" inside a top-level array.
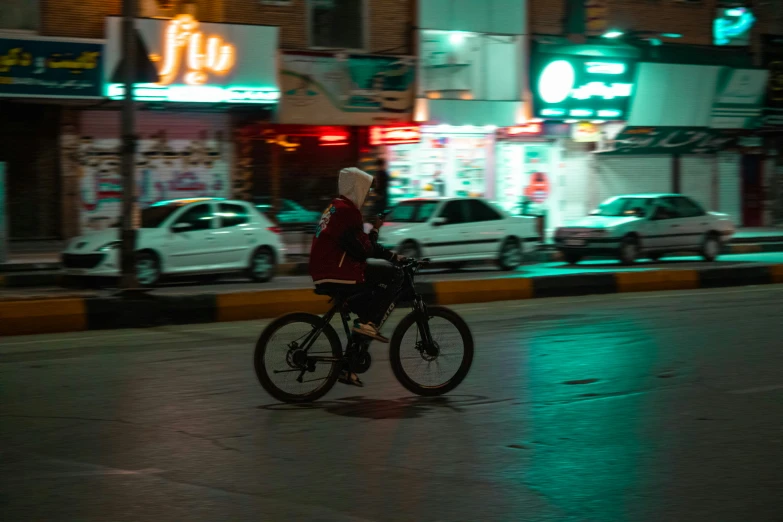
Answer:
[{"left": 2, "top": 264, "right": 783, "bottom": 337}]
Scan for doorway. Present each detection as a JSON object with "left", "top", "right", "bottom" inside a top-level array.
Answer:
[{"left": 741, "top": 155, "right": 764, "bottom": 227}]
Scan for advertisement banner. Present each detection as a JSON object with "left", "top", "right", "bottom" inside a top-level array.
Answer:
[
  {"left": 598, "top": 126, "right": 737, "bottom": 155},
  {"left": 761, "top": 34, "right": 783, "bottom": 130},
  {"left": 104, "top": 16, "right": 279, "bottom": 104},
  {"left": 279, "top": 52, "right": 415, "bottom": 125},
  {"left": 0, "top": 36, "right": 103, "bottom": 98}
]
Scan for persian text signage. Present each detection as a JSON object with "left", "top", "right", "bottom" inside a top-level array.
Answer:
[
  {"left": 532, "top": 53, "right": 637, "bottom": 120},
  {"left": 104, "top": 16, "right": 279, "bottom": 104},
  {"left": 370, "top": 125, "right": 421, "bottom": 145},
  {"left": 0, "top": 36, "right": 103, "bottom": 98},
  {"left": 599, "top": 126, "right": 736, "bottom": 155}
]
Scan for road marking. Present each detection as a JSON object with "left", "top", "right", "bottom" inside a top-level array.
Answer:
[{"left": 728, "top": 384, "right": 783, "bottom": 395}]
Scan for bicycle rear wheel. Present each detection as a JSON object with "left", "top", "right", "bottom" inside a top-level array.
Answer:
[
  {"left": 254, "top": 313, "right": 342, "bottom": 403},
  {"left": 389, "top": 306, "right": 474, "bottom": 396}
]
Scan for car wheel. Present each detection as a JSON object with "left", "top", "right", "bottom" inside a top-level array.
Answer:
[
  {"left": 136, "top": 252, "right": 161, "bottom": 287},
  {"left": 399, "top": 241, "right": 421, "bottom": 260},
  {"left": 248, "top": 247, "right": 276, "bottom": 282},
  {"left": 563, "top": 252, "right": 583, "bottom": 265},
  {"left": 498, "top": 238, "right": 523, "bottom": 271},
  {"left": 618, "top": 236, "right": 639, "bottom": 265},
  {"left": 701, "top": 233, "right": 721, "bottom": 262}
]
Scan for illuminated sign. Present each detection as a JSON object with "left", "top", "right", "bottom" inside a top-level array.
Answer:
[
  {"left": 714, "top": 8, "right": 755, "bottom": 47},
  {"left": 533, "top": 54, "right": 637, "bottom": 120},
  {"left": 104, "top": 16, "right": 279, "bottom": 104},
  {"left": 154, "top": 15, "right": 235, "bottom": 86},
  {"left": 504, "top": 123, "right": 543, "bottom": 136},
  {"left": 319, "top": 132, "right": 350, "bottom": 146},
  {"left": 369, "top": 125, "right": 421, "bottom": 145}
]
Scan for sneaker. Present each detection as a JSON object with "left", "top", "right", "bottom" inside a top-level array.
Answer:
[
  {"left": 352, "top": 322, "right": 389, "bottom": 343},
  {"left": 338, "top": 370, "right": 364, "bottom": 387}
]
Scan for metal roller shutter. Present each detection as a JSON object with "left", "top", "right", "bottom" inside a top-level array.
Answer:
[
  {"left": 77, "top": 111, "right": 233, "bottom": 233},
  {"left": 558, "top": 140, "right": 591, "bottom": 224},
  {"left": 717, "top": 153, "right": 741, "bottom": 224},
  {"left": 681, "top": 155, "right": 713, "bottom": 210},
  {"left": 595, "top": 155, "right": 670, "bottom": 204}
]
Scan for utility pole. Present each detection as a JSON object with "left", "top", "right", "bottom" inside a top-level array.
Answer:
[{"left": 119, "top": 0, "right": 138, "bottom": 289}]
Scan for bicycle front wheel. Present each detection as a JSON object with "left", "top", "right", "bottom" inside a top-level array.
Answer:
[
  {"left": 389, "top": 306, "right": 474, "bottom": 396},
  {"left": 254, "top": 313, "right": 342, "bottom": 403}
]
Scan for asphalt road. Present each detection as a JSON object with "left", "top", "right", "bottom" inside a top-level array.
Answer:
[
  {"left": 4, "top": 251, "right": 783, "bottom": 299},
  {"left": 2, "top": 286, "right": 783, "bottom": 521}
]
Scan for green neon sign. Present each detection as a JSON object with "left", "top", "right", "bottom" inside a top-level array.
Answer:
[
  {"left": 106, "top": 83, "right": 280, "bottom": 104},
  {"left": 533, "top": 54, "right": 637, "bottom": 120}
]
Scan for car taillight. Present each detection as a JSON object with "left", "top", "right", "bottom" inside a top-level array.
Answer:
[{"left": 268, "top": 226, "right": 282, "bottom": 235}]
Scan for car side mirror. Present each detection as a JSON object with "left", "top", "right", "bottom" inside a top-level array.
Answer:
[
  {"left": 432, "top": 217, "right": 447, "bottom": 227},
  {"left": 172, "top": 222, "right": 192, "bottom": 232}
]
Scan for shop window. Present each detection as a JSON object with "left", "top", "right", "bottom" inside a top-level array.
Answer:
[
  {"left": 466, "top": 199, "right": 502, "bottom": 222},
  {"left": 0, "top": 0, "right": 39, "bottom": 31},
  {"left": 175, "top": 204, "right": 215, "bottom": 231},
  {"left": 419, "top": 30, "right": 520, "bottom": 101},
  {"left": 218, "top": 203, "right": 250, "bottom": 228},
  {"left": 440, "top": 200, "right": 468, "bottom": 225},
  {"left": 309, "top": 0, "right": 366, "bottom": 50}
]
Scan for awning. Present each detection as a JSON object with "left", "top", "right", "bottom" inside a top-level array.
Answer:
[{"left": 627, "top": 63, "right": 768, "bottom": 130}]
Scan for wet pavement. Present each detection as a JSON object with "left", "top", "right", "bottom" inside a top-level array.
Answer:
[{"left": 2, "top": 285, "right": 783, "bottom": 521}]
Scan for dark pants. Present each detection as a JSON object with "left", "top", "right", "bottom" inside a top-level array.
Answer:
[{"left": 316, "top": 262, "right": 403, "bottom": 327}]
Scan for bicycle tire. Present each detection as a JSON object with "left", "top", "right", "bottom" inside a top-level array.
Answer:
[
  {"left": 389, "top": 306, "right": 474, "bottom": 397},
  {"left": 254, "top": 313, "right": 342, "bottom": 403}
]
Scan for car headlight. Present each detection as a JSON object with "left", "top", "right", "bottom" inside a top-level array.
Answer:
[{"left": 97, "top": 241, "right": 121, "bottom": 252}]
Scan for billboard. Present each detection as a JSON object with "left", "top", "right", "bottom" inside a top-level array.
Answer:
[
  {"left": 0, "top": 36, "right": 103, "bottom": 98},
  {"left": 104, "top": 15, "right": 279, "bottom": 104}
]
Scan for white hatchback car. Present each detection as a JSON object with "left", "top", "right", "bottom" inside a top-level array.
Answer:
[
  {"left": 379, "top": 197, "right": 539, "bottom": 270},
  {"left": 554, "top": 194, "right": 735, "bottom": 265},
  {"left": 62, "top": 198, "right": 286, "bottom": 286}
]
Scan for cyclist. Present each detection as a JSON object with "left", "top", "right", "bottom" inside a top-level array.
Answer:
[{"left": 309, "top": 167, "right": 405, "bottom": 382}]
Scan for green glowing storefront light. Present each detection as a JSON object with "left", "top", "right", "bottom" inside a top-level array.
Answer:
[
  {"left": 107, "top": 83, "right": 281, "bottom": 104},
  {"left": 533, "top": 54, "right": 637, "bottom": 121}
]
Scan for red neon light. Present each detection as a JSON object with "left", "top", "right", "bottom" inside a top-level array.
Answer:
[
  {"left": 319, "top": 134, "right": 349, "bottom": 146},
  {"left": 370, "top": 126, "right": 421, "bottom": 146},
  {"left": 505, "top": 123, "right": 543, "bottom": 136}
]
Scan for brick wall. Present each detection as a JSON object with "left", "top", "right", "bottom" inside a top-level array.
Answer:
[
  {"left": 223, "top": 0, "right": 412, "bottom": 54},
  {"left": 40, "top": 0, "right": 223, "bottom": 38}
]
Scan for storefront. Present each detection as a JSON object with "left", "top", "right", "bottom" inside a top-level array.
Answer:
[
  {"left": 0, "top": 34, "right": 104, "bottom": 240},
  {"left": 67, "top": 14, "right": 280, "bottom": 235},
  {"left": 379, "top": 124, "right": 495, "bottom": 205}
]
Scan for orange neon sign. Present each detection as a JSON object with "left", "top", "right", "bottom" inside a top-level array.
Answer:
[
  {"left": 505, "top": 123, "right": 543, "bottom": 136},
  {"left": 319, "top": 133, "right": 350, "bottom": 146},
  {"left": 369, "top": 126, "right": 421, "bottom": 146},
  {"left": 150, "top": 14, "right": 235, "bottom": 86}
]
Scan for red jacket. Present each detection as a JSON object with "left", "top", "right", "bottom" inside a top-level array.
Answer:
[{"left": 309, "top": 196, "right": 394, "bottom": 285}]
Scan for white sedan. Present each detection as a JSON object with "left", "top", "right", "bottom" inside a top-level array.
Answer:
[
  {"left": 61, "top": 198, "right": 286, "bottom": 286},
  {"left": 379, "top": 197, "right": 539, "bottom": 270},
  {"left": 554, "top": 194, "right": 735, "bottom": 265}
]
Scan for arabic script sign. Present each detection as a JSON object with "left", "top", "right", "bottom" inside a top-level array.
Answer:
[
  {"left": 0, "top": 36, "right": 103, "bottom": 98},
  {"left": 599, "top": 126, "right": 737, "bottom": 155},
  {"left": 532, "top": 51, "right": 637, "bottom": 121}
]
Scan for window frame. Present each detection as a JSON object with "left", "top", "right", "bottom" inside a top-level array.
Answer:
[
  {"left": 306, "top": 0, "right": 370, "bottom": 52},
  {"left": 173, "top": 203, "right": 216, "bottom": 232},
  {"left": 217, "top": 202, "right": 251, "bottom": 229}
]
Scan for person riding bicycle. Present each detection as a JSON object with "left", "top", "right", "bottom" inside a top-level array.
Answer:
[{"left": 310, "top": 167, "right": 405, "bottom": 352}]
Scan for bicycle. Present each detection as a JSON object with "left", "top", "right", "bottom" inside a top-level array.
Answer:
[{"left": 253, "top": 259, "right": 474, "bottom": 403}]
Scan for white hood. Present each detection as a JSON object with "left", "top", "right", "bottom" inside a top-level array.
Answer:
[{"left": 339, "top": 167, "right": 373, "bottom": 209}]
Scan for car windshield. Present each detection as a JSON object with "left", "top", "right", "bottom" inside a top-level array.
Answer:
[
  {"left": 141, "top": 202, "right": 191, "bottom": 228},
  {"left": 386, "top": 201, "right": 439, "bottom": 223},
  {"left": 593, "top": 197, "right": 652, "bottom": 217}
]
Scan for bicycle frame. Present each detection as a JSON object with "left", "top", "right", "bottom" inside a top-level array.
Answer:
[{"left": 298, "top": 261, "right": 435, "bottom": 366}]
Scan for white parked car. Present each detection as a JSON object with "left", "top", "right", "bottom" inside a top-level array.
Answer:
[
  {"left": 379, "top": 197, "right": 539, "bottom": 271},
  {"left": 62, "top": 198, "right": 286, "bottom": 286},
  {"left": 554, "top": 194, "right": 735, "bottom": 265}
]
